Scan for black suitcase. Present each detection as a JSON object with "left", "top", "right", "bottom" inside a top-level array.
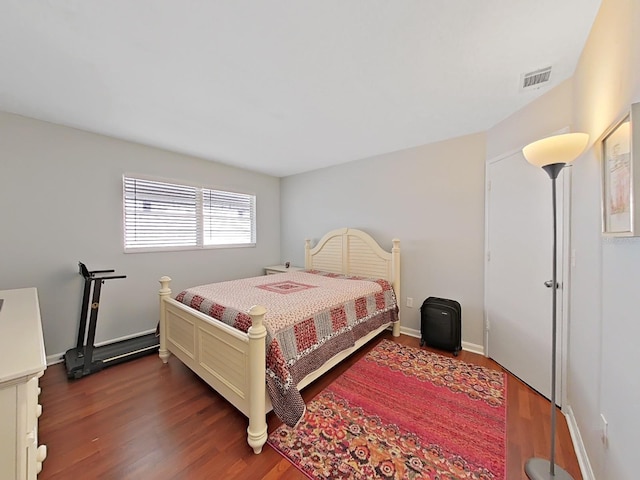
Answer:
[{"left": 420, "top": 297, "right": 462, "bottom": 356}]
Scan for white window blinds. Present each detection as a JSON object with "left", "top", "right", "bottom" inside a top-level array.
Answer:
[
  {"left": 123, "top": 176, "right": 256, "bottom": 252},
  {"left": 203, "top": 189, "right": 256, "bottom": 246}
]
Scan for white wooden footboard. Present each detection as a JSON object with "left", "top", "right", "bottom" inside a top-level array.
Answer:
[{"left": 158, "top": 277, "right": 268, "bottom": 454}]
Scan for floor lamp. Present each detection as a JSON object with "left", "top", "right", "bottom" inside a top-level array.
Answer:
[{"left": 522, "top": 132, "right": 589, "bottom": 480}]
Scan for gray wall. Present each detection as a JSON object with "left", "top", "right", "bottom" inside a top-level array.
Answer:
[
  {"left": 0, "top": 112, "right": 281, "bottom": 358},
  {"left": 281, "top": 133, "right": 487, "bottom": 348}
]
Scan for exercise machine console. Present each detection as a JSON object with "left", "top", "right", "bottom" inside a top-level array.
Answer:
[{"left": 64, "top": 262, "right": 159, "bottom": 379}]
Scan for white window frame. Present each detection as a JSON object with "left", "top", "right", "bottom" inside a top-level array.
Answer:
[{"left": 123, "top": 174, "right": 256, "bottom": 253}]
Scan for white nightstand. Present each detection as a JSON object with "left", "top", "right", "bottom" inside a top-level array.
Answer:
[{"left": 264, "top": 265, "right": 304, "bottom": 275}]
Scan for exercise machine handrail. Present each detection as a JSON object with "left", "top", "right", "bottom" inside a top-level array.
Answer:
[{"left": 78, "top": 261, "right": 127, "bottom": 281}]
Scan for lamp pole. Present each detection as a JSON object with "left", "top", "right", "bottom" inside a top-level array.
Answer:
[
  {"left": 522, "top": 132, "right": 588, "bottom": 480},
  {"left": 524, "top": 162, "right": 573, "bottom": 480}
]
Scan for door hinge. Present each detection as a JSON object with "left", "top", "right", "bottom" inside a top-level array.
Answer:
[{"left": 486, "top": 251, "right": 491, "bottom": 262}]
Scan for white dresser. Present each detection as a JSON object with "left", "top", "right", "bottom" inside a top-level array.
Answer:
[{"left": 0, "top": 288, "right": 47, "bottom": 479}]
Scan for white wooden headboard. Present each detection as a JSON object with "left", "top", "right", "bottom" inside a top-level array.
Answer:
[{"left": 304, "top": 228, "right": 401, "bottom": 299}]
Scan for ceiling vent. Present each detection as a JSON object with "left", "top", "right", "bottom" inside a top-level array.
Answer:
[{"left": 521, "top": 66, "right": 552, "bottom": 91}]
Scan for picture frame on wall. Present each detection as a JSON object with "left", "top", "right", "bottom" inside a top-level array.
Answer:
[{"left": 601, "top": 102, "right": 640, "bottom": 236}]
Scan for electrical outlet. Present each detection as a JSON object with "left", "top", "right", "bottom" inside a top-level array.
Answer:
[
  {"left": 406, "top": 297, "right": 413, "bottom": 308},
  {"left": 601, "top": 413, "right": 608, "bottom": 447}
]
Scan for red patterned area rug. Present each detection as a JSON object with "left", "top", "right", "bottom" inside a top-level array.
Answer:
[{"left": 268, "top": 339, "right": 506, "bottom": 480}]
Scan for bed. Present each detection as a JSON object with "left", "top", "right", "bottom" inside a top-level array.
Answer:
[{"left": 157, "top": 227, "right": 401, "bottom": 454}]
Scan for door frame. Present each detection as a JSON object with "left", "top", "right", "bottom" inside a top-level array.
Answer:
[{"left": 483, "top": 141, "right": 572, "bottom": 409}]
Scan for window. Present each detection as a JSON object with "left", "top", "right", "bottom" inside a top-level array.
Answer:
[{"left": 123, "top": 176, "right": 256, "bottom": 252}]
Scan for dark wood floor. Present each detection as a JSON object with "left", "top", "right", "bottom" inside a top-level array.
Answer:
[{"left": 38, "top": 333, "right": 582, "bottom": 479}]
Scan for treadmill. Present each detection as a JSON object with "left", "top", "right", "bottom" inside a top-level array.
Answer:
[{"left": 64, "top": 262, "right": 159, "bottom": 379}]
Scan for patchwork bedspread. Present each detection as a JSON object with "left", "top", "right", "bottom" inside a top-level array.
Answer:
[{"left": 175, "top": 270, "right": 399, "bottom": 426}]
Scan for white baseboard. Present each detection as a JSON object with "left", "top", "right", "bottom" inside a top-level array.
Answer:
[
  {"left": 47, "top": 328, "right": 157, "bottom": 366},
  {"left": 565, "top": 404, "right": 595, "bottom": 480},
  {"left": 47, "top": 354, "right": 64, "bottom": 365},
  {"left": 461, "top": 341, "right": 484, "bottom": 355},
  {"left": 399, "top": 326, "right": 421, "bottom": 338},
  {"left": 50, "top": 326, "right": 483, "bottom": 364},
  {"left": 399, "top": 326, "right": 485, "bottom": 355}
]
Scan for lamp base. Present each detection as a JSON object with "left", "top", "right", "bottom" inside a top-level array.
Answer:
[{"left": 525, "top": 458, "right": 574, "bottom": 479}]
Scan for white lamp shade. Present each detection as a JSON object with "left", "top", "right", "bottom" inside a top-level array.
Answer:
[{"left": 522, "top": 132, "right": 589, "bottom": 168}]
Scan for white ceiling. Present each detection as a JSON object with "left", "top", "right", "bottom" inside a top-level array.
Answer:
[{"left": 0, "top": 1, "right": 601, "bottom": 177}]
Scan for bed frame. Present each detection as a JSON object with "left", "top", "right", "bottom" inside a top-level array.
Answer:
[{"left": 157, "top": 227, "right": 401, "bottom": 454}]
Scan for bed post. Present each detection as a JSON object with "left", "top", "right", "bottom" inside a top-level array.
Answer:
[
  {"left": 158, "top": 276, "right": 172, "bottom": 363},
  {"left": 304, "top": 239, "right": 311, "bottom": 268},
  {"left": 392, "top": 239, "right": 401, "bottom": 337},
  {"left": 247, "top": 305, "right": 268, "bottom": 454}
]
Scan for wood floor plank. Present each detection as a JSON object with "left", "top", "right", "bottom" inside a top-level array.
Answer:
[{"left": 38, "top": 332, "right": 582, "bottom": 479}]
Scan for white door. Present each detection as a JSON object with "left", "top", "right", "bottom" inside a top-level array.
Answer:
[{"left": 485, "top": 150, "right": 565, "bottom": 403}]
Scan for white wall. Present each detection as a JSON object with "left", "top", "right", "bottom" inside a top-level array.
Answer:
[
  {"left": 0, "top": 111, "right": 281, "bottom": 358},
  {"left": 486, "top": 79, "right": 573, "bottom": 158},
  {"left": 487, "top": 1, "right": 639, "bottom": 478},
  {"left": 570, "top": 0, "right": 640, "bottom": 478},
  {"left": 281, "top": 133, "right": 487, "bottom": 348}
]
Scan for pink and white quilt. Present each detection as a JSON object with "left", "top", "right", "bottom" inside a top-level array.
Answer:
[{"left": 175, "top": 270, "right": 399, "bottom": 426}]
